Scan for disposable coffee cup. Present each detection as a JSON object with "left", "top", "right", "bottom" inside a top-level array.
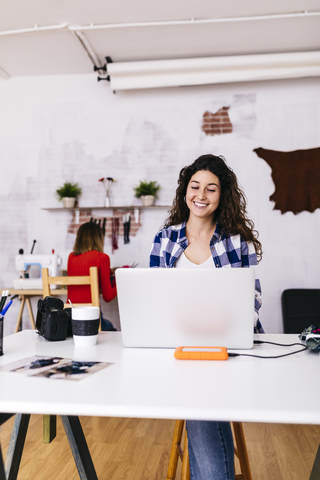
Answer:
[{"left": 71, "top": 307, "right": 100, "bottom": 347}]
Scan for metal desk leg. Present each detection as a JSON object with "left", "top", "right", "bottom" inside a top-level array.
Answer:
[
  {"left": 14, "top": 297, "right": 25, "bottom": 333},
  {"left": 25, "top": 297, "right": 36, "bottom": 330},
  {"left": 309, "top": 444, "right": 320, "bottom": 480},
  {"left": 4, "top": 414, "right": 30, "bottom": 480},
  {"left": 61, "top": 416, "right": 98, "bottom": 480}
]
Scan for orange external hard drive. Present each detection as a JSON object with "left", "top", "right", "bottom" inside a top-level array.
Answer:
[{"left": 174, "top": 346, "right": 228, "bottom": 361}]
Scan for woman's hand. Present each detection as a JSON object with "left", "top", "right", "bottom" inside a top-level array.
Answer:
[{"left": 111, "top": 262, "right": 138, "bottom": 275}]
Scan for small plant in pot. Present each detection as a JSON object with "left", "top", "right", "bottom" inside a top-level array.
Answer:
[
  {"left": 134, "top": 180, "right": 161, "bottom": 206},
  {"left": 56, "top": 182, "right": 82, "bottom": 208}
]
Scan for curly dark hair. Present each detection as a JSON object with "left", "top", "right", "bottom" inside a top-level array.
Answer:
[{"left": 165, "top": 154, "right": 262, "bottom": 261}]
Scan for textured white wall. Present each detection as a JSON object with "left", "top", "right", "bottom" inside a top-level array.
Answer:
[{"left": 0, "top": 74, "right": 319, "bottom": 335}]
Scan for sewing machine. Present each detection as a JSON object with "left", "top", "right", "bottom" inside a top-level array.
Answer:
[{"left": 13, "top": 253, "right": 62, "bottom": 290}]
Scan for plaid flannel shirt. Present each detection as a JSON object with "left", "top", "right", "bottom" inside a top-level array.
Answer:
[{"left": 150, "top": 221, "right": 264, "bottom": 333}]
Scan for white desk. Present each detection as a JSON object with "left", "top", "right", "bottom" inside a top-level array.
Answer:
[
  {"left": 0, "top": 331, "right": 319, "bottom": 480},
  {"left": 0, "top": 331, "right": 319, "bottom": 424}
]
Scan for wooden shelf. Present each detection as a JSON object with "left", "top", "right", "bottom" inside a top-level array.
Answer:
[{"left": 42, "top": 205, "right": 171, "bottom": 211}]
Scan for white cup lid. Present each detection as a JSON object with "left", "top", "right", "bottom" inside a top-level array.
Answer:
[{"left": 72, "top": 306, "right": 100, "bottom": 320}]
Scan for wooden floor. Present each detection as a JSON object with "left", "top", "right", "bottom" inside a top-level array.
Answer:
[{"left": 1, "top": 415, "right": 319, "bottom": 479}]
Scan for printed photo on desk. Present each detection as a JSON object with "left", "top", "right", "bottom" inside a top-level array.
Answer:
[{"left": 0, "top": 355, "right": 113, "bottom": 381}]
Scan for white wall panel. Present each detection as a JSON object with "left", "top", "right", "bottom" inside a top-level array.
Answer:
[{"left": 0, "top": 74, "right": 319, "bottom": 335}]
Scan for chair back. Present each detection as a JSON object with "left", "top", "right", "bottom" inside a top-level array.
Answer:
[
  {"left": 41, "top": 266, "right": 100, "bottom": 308},
  {"left": 281, "top": 289, "right": 320, "bottom": 333}
]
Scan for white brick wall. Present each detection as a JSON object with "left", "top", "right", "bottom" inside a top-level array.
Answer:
[{"left": 0, "top": 74, "right": 319, "bottom": 335}]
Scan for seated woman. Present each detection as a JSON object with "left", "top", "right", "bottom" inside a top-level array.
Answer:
[
  {"left": 67, "top": 222, "right": 117, "bottom": 331},
  {"left": 150, "top": 154, "right": 263, "bottom": 480}
]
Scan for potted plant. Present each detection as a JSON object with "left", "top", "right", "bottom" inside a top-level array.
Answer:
[
  {"left": 134, "top": 180, "right": 161, "bottom": 206},
  {"left": 56, "top": 182, "right": 82, "bottom": 208}
]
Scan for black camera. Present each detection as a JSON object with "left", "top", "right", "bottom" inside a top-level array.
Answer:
[{"left": 36, "top": 296, "right": 71, "bottom": 341}]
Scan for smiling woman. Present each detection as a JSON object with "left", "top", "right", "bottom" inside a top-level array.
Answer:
[
  {"left": 183, "top": 170, "right": 222, "bottom": 265},
  {"left": 186, "top": 170, "right": 221, "bottom": 218},
  {"left": 149, "top": 153, "right": 264, "bottom": 480}
]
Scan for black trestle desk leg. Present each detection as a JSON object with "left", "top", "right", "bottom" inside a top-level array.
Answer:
[
  {"left": 61, "top": 416, "right": 98, "bottom": 480},
  {"left": 309, "top": 444, "right": 320, "bottom": 480},
  {"left": 4, "top": 414, "right": 30, "bottom": 480}
]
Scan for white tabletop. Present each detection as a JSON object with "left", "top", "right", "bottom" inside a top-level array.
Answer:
[{"left": 0, "top": 331, "right": 319, "bottom": 425}]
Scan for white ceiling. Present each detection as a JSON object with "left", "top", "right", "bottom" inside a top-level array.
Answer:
[{"left": 0, "top": 0, "right": 319, "bottom": 78}]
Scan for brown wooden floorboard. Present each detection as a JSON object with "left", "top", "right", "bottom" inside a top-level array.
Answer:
[{"left": 0, "top": 415, "right": 319, "bottom": 479}]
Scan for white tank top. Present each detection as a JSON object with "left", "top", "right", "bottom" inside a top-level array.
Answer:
[{"left": 174, "top": 252, "right": 215, "bottom": 269}]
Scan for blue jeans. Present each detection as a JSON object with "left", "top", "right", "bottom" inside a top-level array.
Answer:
[
  {"left": 186, "top": 420, "right": 234, "bottom": 480},
  {"left": 100, "top": 309, "right": 117, "bottom": 331}
]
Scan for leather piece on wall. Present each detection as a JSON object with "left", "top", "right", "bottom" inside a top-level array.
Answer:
[{"left": 254, "top": 147, "right": 320, "bottom": 214}]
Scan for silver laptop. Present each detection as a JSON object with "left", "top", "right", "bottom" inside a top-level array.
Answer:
[{"left": 115, "top": 268, "right": 255, "bottom": 349}]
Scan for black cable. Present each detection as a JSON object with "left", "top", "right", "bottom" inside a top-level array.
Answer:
[
  {"left": 254, "top": 340, "right": 305, "bottom": 347},
  {"left": 230, "top": 340, "right": 309, "bottom": 359},
  {"left": 229, "top": 346, "right": 308, "bottom": 359},
  {"left": 9, "top": 294, "right": 19, "bottom": 301}
]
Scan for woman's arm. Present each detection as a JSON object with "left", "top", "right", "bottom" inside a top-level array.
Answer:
[
  {"left": 99, "top": 253, "right": 117, "bottom": 302},
  {"left": 253, "top": 278, "right": 264, "bottom": 333},
  {"left": 149, "top": 233, "right": 163, "bottom": 267},
  {"left": 240, "top": 238, "right": 264, "bottom": 333}
]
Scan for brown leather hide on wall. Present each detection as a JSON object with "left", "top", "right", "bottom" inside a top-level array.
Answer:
[{"left": 254, "top": 147, "right": 320, "bottom": 214}]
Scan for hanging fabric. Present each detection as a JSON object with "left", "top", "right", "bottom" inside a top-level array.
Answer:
[
  {"left": 102, "top": 218, "right": 106, "bottom": 236},
  {"left": 123, "top": 214, "right": 131, "bottom": 244},
  {"left": 112, "top": 218, "right": 119, "bottom": 253}
]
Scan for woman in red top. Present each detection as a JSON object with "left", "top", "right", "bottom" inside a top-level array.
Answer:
[{"left": 68, "top": 222, "right": 117, "bottom": 331}]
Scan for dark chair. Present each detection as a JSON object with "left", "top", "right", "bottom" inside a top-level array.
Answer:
[{"left": 281, "top": 289, "right": 320, "bottom": 333}]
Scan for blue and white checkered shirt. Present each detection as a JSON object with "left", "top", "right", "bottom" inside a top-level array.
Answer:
[{"left": 150, "top": 221, "right": 264, "bottom": 333}]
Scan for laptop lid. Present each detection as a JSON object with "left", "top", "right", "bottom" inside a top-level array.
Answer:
[{"left": 115, "top": 268, "right": 255, "bottom": 349}]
